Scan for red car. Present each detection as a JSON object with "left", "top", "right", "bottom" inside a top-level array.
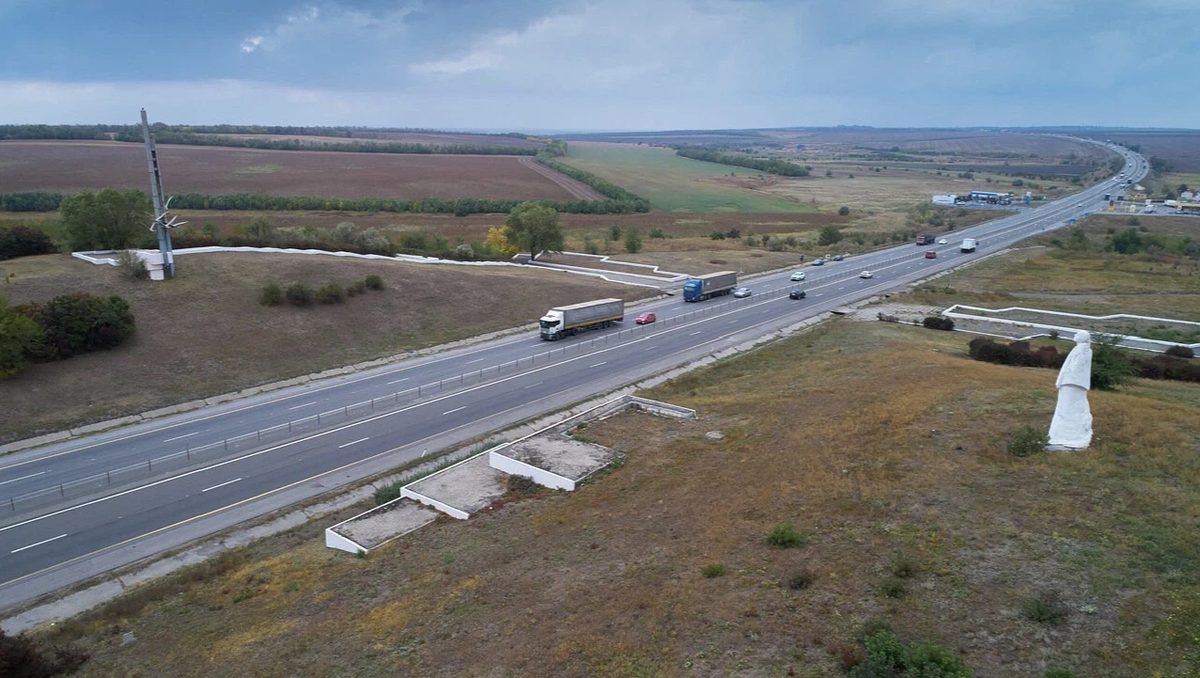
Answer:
[
  {"left": 635, "top": 312, "right": 657, "bottom": 325},
  {"left": 925, "top": 250, "right": 937, "bottom": 259}
]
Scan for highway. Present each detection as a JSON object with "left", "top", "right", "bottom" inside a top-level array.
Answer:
[{"left": 0, "top": 140, "right": 1146, "bottom": 612}]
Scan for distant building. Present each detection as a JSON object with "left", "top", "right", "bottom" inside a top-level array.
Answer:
[
  {"left": 1181, "top": 191, "right": 1195, "bottom": 201},
  {"left": 931, "top": 194, "right": 958, "bottom": 206},
  {"left": 1178, "top": 202, "right": 1200, "bottom": 214}
]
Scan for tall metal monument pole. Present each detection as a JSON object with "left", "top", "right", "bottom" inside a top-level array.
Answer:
[{"left": 140, "top": 108, "right": 175, "bottom": 278}]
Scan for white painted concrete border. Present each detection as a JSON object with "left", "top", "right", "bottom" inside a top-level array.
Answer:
[
  {"left": 943, "top": 304, "right": 1200, "bottom": 351},
  {"left": 489, "top": 453, "right": 576, "bottom": 491},
  {"left": 399, "top": 486, "right": 471, "bottom": 520},
  {"left": 323, "top": 528, "right": 366, "bottom": 554}
]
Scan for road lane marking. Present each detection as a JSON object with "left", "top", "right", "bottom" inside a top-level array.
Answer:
[
  {"left": 12, "top": 534, "right": 67, "bottom": 554},
  {"left": 162, "top": 431, "right": 200, "bottom": 443},
  {"left": 201, "top": 478, "right": 242, "bottom": 493},
  {"left": 523, "top": 381, "right": 543, "bottom": 389},
  {"left": 643, "top": 346, "right": 658, "bottom": 351},
  {"left": 442, "top": 407, "right": 466, "bottom": 416},
  {"left": 0, "top": 471, "right": 46, "bottom": 486},
  {"left": 386, "top": 377, "right": 409, "bottom": 385},
  {"left": 466, "top": 358, "right": 485, "bottom": 364},
  {"left": 589, "top": 362, "right": 607, "bottom": 368},
  {"left": 287, "top": 401, "right": 318, "bottom": 411},
  {"left": 689, "top": 331, "right": 702, "bottom": 336},
  {"left": 338, "top": 437, "right": 370, "bottom": 449}
]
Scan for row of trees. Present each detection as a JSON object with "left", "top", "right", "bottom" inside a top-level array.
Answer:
[
  {"left": 0, "top": 192, "right": 63, "bottom": 212},
  {"left": 674, "top": 146, "right": 811, "bottom": 177},
  {"left": 0, "top": 224, "right": 57, "bottom": 260},
  {"left": 0, "top": 293, "right": 135, "bottom": 378},
  {"left": 534, "top": 149, "right": 651, "bottom": 210},
  {"left": 110, "top": 130, "right": 539, "bottom": 156}
]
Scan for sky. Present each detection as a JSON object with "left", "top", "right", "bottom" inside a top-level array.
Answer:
[{"left": 1, "top": 0, "right": 1197, "bottom": 130}]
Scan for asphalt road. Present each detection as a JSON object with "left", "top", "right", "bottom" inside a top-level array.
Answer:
[{"left": 0, "top": 140, "right": 1146, "bottom": 611}]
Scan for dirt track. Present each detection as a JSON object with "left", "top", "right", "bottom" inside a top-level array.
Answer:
[{"left": 518, "top": 156, "right": 606, "bottom": 200}]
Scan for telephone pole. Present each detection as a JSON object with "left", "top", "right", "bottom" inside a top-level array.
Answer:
[{"left": 141, "top": 108, "right": 175, "bottom": 278}]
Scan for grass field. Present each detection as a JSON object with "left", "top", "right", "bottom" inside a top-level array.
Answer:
[
  {"left": 46, "top": 319, "right": 1200, "bottom": 678},
  {"left": 559, "top": 142, "right": 816, "bottom": 213},
  {"left": 911, "top": 214, "right": 1200, "bottom": 322},
  {"left": 0, "top": 140, "right": 583, "bottom": 201},
  {"left": 0, "top": 253, "right": 650, "bottom": 442}
]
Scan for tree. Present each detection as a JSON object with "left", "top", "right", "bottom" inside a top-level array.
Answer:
[
  {"left": 0, "top": 295, "right": 45, "bottom": 378},
  {"left": 1091, "top": 334, "right": 1135, "bottom": 391},
  {"left": 624, "top": 228, "right": 643, "bottom": 253},
  {"left": 504, "top": 202, "right": 564, "bottom": 256},
  {"left": 1110, "top": 228, "right": 1143, "bottom": 254},
  {"left": 817, "top": 225, "right": 844, "bottom": 246},
  {"left": 484, "top": 226, "right": 518, "bottom": 257},
  {"left": 838, "top": 205, "right": 851, "bottom": 216},
  {"left": 607, "top": 224, "right": 622, "bottom": 242},
  {"left": 60, "top": 188, "right": 151, "bottom": 251}
]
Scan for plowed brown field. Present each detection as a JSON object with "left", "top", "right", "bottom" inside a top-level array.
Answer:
[{"left": 0, "top": 140, "right": 582, "bottom": 200}]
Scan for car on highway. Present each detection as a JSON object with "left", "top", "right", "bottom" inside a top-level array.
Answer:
[
  {"left": 789, "top": 289, "right": 806, "bottom": 300},
  {"left": 811, "top": 258, "right": 824, "bottom": 266},
  {"left": 832, "top": 254, "right": 844, "bottom": 261},
  {"left": 938, "top": 238, "right": 948, "bottom": 245},
  {"left": 925, "top": 250, "right": 937, "bottom": 259},
  {"left": 790, "top": 271, "right": 806, "bottom": 281},
  {"left": 733, "top": 287, "right": 752, "bottom": 298},
  {"left": 635, "top": 312, "right": 657, "bottom": 325},
  {"left": 859, "top": 271, "right": 873, "bottom": 279}
]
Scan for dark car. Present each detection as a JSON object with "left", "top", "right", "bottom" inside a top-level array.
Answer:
[
  {"left": 811, "top": 258, "right": 825, "bottom": 266},
  {"left": 832, "top": 254, "right": 844, "bottom": 261},
  {"left": 789, "top": 289, "right": 806, "bottom": 300}
]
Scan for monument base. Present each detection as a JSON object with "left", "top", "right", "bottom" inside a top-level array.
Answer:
[{"left": 1044, "top": 444, "right": 1089, "bottom": 452}]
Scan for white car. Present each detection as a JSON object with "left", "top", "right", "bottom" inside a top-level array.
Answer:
[
  {"left": 859, "top": 271, "right": 873, "bottom": 279},
  {"left": 790, "top": 271, "right": 806, "bottom": 281},
  {"left": 938, "top": 238, "right": 948, "bottom": 245},
  {"left": 732, "top": 287, "right": 752, "bottom": 298}
]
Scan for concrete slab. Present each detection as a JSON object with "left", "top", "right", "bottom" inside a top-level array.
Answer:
[
  {"left": 332, "top": 499, "right": 438, "bottom": 551},
  {"left": 503, "top": 435, "right": 620, "bottom": 483},
  {"left": 406, "top": 454, "right": 507, "bottom": 516}
]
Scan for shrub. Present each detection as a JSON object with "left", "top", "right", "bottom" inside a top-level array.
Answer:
[
  {"left": 649, "top": 227, "right": 666, "bottom": 239},
  {"left": 1092, "top": 334, "right": 1134, "bottom": 391},
  {"left": 907, "top": 641, "right": 972, "bottom": 678},
  {"left": 1165, "top": 345, "right": 1194, "bottom": 359},
  {"left": 838, "top": 205, "right": 851, "bottom": 216},
  {"left": 922, "top": 316, "right": 954, "bottom": 331},
  {"left": 315, "top": 282, "right": 344, "bottom": 304},
  {"left": 506, "top": 474, "right": 540, "bottom": 495},
  {"left": 878, "top": 578, "right": 906, "bottom": 599},
  {"left": 766, "top": 522, "right": 807, "bottom": 548},
  {"left": 583, "top": 235, "right": 600, "bottom": 254},
  {"left": 454, "top": 243, "right": 475, "bottom": 259},
  {"left": 787, "top": 567, "right": 815, "bottom": 589},
  {"left": 0, "top": 296, "right": 46, "bottom": 378},
  {"left": 116, "top": 250, "right": 149, "bottom": 280},
  {"left": 701, "top": 563, "right": 726, "bottom": 578},
  {"left": 37, "top": 293, "right": 135, "bottom": 358},
  {"left": 1021, "top": 591, "right": 1069, "bottom": 624},
  {"left": 1008, "top": 425, "right": 1048, "bottom": 457},
  {"left": 710, "top": 231, "right": 726, "bottom": 240},
  {"left": 285, "top": 282, "right": 313, "bottom": 306},
  {"left": 0, "top": 224, "right": 57, "bottom": 260},
  {"left": 259, "top": 282, "right": 284, "bottom": 306},
  {"left": 607, "top": 224, "right": 622, "bottom": 241},
  {"left": 817, "top": 225, "right": 843, "bottom": 246},
  {"left": 0, "top": 628, "right": 89, "bottom": 676},
  {"left": 364, "top": 274, "right": 384, "bottom": 290},
  {"left": 624, "top": 228, "right": 643, "bottom": 253},
  {"left": 725, "top": 228, "right": 740, "bottom": 240},
  {"left": 890, "top": 552, "right": 917, "bottom": 578},
  {"left": 850, "top": 628, "right": 908, "bottom": 678}
]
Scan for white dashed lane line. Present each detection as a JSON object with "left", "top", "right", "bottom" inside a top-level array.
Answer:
[
  {"left": 12, "top": 534, "right": 67, "bottom": 554},
  {"left": 201, "top": 478, "right": 242, "bottom": 493}
]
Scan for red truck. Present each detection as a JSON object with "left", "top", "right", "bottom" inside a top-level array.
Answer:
[{"left": 915, "top": 234, "right": 935, "bottom": 246}]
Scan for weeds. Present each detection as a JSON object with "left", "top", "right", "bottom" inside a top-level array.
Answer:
[
  {"left": 364, "top": 274, "right": 384, "bottom": 290},
  {"left": 1008, "top": 425, "right": 1048, "bottom": 457},
  {"left": 766, "top": 522, "right": 807, "bottom": 548},
  {"left": 701, "top": 564, "right": 726, "bottom": 578},
  {"left": 878, "top": 578, "right": 907, "bottom": 599},
  {"left": 506, "top": 474, "right": 541, "bottom": 495},
  {"left": 116, "top": 249, "right": 149, "bottom": 280},
  {"left": 890, "top": 552, "right": 917, "bottom": 578},
  {"left": 571, "top": 433, "right": 600, "bottom": 444},
  {"left": 1021, "top": 591, "right": 1069, "bottom": 625},
  {"left": 259, "top": 282, "right": 283, "bottom": 306},
  {"left": 787, "top": 568, "right": 815, "bottom": 590}
]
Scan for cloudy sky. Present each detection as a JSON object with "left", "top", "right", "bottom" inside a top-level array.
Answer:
[{"left": 1, "top": 0, "right": 1195, "bottom": 130}]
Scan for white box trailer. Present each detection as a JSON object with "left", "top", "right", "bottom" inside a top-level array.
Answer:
[
  {"left": 539, "top": 298, "right": 624, "bottom": 340},
  {"left": 961, "top": 238, "right": 977, "bottom": 253}
]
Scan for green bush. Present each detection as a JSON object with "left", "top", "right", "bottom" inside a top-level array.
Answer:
[
  {"left": 1021, "top": 591, "right": 1069, "bottom": 625},
  {"left": 0, "top": 296, "right": 46, "bottom": 378},
  {"left": 701, "top": 563, "right": 726, "bottom": 578},
  {"left": 1008, "top": 425, "right": 1048, "bottom": 457},
  {"left": 890, "top": 552, "right": 917, "bottom": 578},
  {"left": 850, "top": 628, "right": 908, "bottom": 678},
  {"left": 878, "top": 578, "right": 906, "bottom": 599},
  {"left": 766, "top": 522, "right": 807, "bottom": 548},
  {"left": 787, "top": 568, "right": 815, "bottom": 589},
  {"left": 506, "top": 474, "right": 540, "bottom": 495},
  {"left": 364, "top": 274, "right": 384, "bottom": 290},
  {"left": 907, "top": 640, "right": 972, "bottom": 678},
  {"left": 116, "top": 250, "right": 149, "bottom": 280},
  {"left": 1092, "top": 334, "right": 1135, "bottom": 391},
  {"left": 838, "top": 205, "right": 851, "bottom": 216},
  {"left": 623, "top": 228, "right": 643, "bottom": 254},
  {"left": 0, "top": 224, "right": 57, "bottom": 260},
  {"left": 315, "top": 282, "right": 344, "bottom": 304},
  {"left": 259, "top": 282, "right": 284, "bottom": 306},
  {"left": 922, "top": 316, "right": 955, "bottom": 331},
  {"left": 285, "top": 282, "right": 313, "bottom": 306},
  {"left": 649, "top": 227, "right": 666, "bottom": 239},
  {"left": 710, "top": 231, "right": 726, "bottom": 240},
  {"left": 0, "top": 628, "right": 89, "bottom": 676},
  {"left": 36, "top": 293, "right": 135, "bottom": 358}
]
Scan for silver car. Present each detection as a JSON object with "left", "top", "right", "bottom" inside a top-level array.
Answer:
[
  {"left": 790, "top": 271, "right": 806, "bottom": 281},
  {"left": 733, "top": 287, "right": 752, "bottom": 298}
]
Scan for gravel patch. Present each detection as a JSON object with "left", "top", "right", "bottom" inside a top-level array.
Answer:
[
  {"left": 334, "top": 499, "right": 439, "bottom": 550},
  {"left": 406, "top": 454, "right": 507, "bottom": 514},
  {"left": 502, "top": 434, "right": 622, "bottom": 482}
]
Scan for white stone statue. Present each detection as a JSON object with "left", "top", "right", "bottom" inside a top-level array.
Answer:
[{"left": 1047, "top": 331, "right": 1093, "bottom": 450}]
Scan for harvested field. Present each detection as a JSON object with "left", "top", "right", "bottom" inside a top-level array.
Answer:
[
  {"left": 0, "top": 140, "right": 583, "bottom": 201},
  {"left": 0, "top": 253, "right": 651, "bottom": 442},
  {"left": 50, "top": 320, "right": 1200, "bottom": 678},
  {"left": 1078, "top": 130, "right": 1200, "bottom": 172}
]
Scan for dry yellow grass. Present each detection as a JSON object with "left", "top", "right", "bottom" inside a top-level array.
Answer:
[{"left": 45, "top": 320, "right": 1200, "bottom": 678}]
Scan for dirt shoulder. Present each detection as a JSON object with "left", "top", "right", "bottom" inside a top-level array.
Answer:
[
  {"left": 0, "top": 253, "right": 651, "bottom": 442},
  {"left": 41, "top": 320, "right": 1200, "bottom": 678}
]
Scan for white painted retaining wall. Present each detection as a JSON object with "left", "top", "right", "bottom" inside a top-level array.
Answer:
[
  {"left": 488, "top": 452, "right": 576, "bottom": 491},
  {"left": 324, "top": 528, "right": 367, "bottom": 554},
  {"left": 943, "top": 304, "right": 1200, "bottom": 351}
]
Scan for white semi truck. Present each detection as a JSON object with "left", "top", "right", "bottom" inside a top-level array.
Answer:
[
  {"left": 539, "top": 298, "right": 624, "bottom": 341},
  {"left": 961, "top": 238, "right": 977, "bottom": 253}
]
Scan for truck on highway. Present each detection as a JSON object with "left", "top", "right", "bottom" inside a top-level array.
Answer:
[
  {"left": 961, "top": 238, "right": 978, "bottom": 253},
  {"left": 683, "top": 271, "right": 738, "bottom": 302},
  {"left": 915, "top": 234, "right": 935, "bottom": 246},
  {"left": 539, "top": 298, "right": 624, "bottom": 341}
]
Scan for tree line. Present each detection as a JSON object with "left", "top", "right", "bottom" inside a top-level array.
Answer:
[
  {"left": 109, "top": 130, "right": 539, "bottom": 156},
  {"left": 1, "top": 292, "right": 136, "bottom": 378},
  {"left": 535, "top": 150, "right": 651, "bottom": 209},
  {"left": 673, "top": 146, "right": 811, "bottom": 177},
  {"left": 0, "top": 190, "right": 647, "bottom": 216}
]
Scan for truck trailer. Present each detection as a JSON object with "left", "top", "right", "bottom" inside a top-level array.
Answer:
[
  {"left": 539, "top": 298, "right": 624, "bottom": 341},
  {"left": 961, "top": 238, "right": 978, "bottom": 253},
  {"left": 682, "top": 271, "right": 738, "bottom": 302}
]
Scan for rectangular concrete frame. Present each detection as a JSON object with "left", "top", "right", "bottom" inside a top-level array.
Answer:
[{"left": 324, "top": 498, "right": 439, "bottom": 554}]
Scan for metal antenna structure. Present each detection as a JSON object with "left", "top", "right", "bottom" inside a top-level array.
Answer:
[{"left": 140, "top": 108, "right": 182, "bottom": 278}]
